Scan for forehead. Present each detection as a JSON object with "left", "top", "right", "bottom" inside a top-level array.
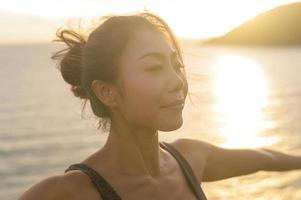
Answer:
[{"left": 119, "top": 29, "right": 175, "bottom": 62}]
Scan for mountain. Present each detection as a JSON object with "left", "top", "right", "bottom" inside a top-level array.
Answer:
[{"left": 203, "top": 2, "right": 301, "bottom": 46}]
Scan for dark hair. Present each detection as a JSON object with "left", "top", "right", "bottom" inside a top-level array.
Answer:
[{"left": 51, "top": 11, "right": 185, "bottom": 132}]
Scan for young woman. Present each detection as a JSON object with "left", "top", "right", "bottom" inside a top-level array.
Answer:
[{"left": 19, "top": 12, "right": 301, "bottom": 200}]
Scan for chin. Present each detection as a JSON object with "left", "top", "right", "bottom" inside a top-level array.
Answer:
[{"left": 158, "top": 119, "right": 183, "bottom": 132}]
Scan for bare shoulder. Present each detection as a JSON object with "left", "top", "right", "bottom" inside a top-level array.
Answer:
[
  {"left": 18, "top": 174, "right": 71, "bottom": 200},
  {"left": 168, "top": 138, "right": 215, "bottom": 181},
  {"left": 19, "top": 171, "right": 102, "bottom": 200},
  {"left": 169, "top": 137, "right": 213, "bottom": 157}
]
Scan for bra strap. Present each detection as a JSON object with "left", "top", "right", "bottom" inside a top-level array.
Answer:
[
  {"left": 65, "top": 163, "right": 122, "bottom": 200},
  {"left": 160, "top": 141, "right": 208, "bottom": 200}
]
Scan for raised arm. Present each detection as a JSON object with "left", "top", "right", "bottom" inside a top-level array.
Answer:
[
  {"left": 172, "top": 138, "right": 301, "bottom": 182},
  {"left": 203, "top": 142, "right": 301, "bottom": 181},
  {"left": 258, "top": 148, "right": 301, "bottom": 171},
  {"left": 202, "top": 143, "right": 301, "bottom": 182}
]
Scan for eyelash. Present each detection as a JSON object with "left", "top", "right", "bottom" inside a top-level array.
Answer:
[
  {"left": 148, "top": 62, "right": 185, "bottom": 72},
  {"left": 148, "top": 65, "right": 162, "bottom": 71}
]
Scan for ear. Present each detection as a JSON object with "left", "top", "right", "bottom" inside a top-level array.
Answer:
[{"left": 91, "top": 80, "right": 117, "bottom": 107}]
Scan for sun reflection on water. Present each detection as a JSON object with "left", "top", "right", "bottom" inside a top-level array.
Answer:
[{"left": 212, "top": 54, "right": 279, "bottom": 148}]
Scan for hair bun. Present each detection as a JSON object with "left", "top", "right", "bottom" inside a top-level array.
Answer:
[
  {"left": 51, "top": 28, "right": 88, "bottom": 99},
  {"left": 60, "top": 44, "right": 89, "bottom": 99},
  {"left": 71, "top": 85, "right": 88, "bottom": 99},
  {"left": 60, "top": 43, "right": 82, "bottom": 86}
]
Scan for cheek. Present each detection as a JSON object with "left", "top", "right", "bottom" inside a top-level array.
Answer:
[{"left": 121, "top": 74, "right": 163, "bottom": 124}]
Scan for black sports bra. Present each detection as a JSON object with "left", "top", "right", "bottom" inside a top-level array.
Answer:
[{"left": 65, "top": 141, "right": 208, "bottom": 200}]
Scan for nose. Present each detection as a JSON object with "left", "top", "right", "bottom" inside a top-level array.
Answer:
[{"left": 167, "top": 68, "right": 186, "bottom": 94}]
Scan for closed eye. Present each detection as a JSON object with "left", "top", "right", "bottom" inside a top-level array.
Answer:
[{"left": 147, "top": 65, "right": 163, "bottom": 71}]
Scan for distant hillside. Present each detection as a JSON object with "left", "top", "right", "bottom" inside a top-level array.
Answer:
[{"left": 203, "top": 2, "right": 301, "bottom": 46}]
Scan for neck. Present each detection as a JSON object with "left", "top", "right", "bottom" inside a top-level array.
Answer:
[{"left": 101, "top": 118, "right": 162, "bottom": 178}]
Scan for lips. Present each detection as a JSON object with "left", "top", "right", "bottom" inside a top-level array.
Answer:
[{"left": 162, "top": 99, "right": 185, "bottom": 108}]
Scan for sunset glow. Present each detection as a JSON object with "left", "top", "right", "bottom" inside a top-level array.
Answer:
[
  {"left": 212, "top": 55, "right": 279, "bottom": 148},
  {"left": 0, "top": 0, "right": 299, "bottom": 43}
]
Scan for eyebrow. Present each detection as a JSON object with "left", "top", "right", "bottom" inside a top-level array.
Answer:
[{"left": 138, "top": 50, "right": 177, "bottom": 61}]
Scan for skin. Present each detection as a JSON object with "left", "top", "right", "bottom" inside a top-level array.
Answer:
[{"left": 19, "top": 28, "right": 301, "bottom": 200}]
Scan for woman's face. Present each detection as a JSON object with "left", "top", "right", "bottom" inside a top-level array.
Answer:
[{"left": 114, "top": 29, "right": 188, "bottom": 132}]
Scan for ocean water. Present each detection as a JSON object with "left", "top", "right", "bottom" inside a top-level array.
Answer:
[{"left": 1, "top": 41, "right": 301, "bottom": 200}]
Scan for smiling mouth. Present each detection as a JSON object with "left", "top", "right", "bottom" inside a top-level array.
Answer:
[
  {"left": 162, "top": 99, "right": 185, "bottom": 109},
  {"left": 165, "top": 103, "right": 184, "bottom": 110}
]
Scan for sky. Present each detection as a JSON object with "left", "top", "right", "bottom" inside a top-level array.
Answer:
[{"left": 0, "top": 0, "right": 299, "bottom": 44}]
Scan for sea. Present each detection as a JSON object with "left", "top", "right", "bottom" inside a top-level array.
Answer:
[{"left": 1, "top": 40, "right": 301, "bottom": 200}]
